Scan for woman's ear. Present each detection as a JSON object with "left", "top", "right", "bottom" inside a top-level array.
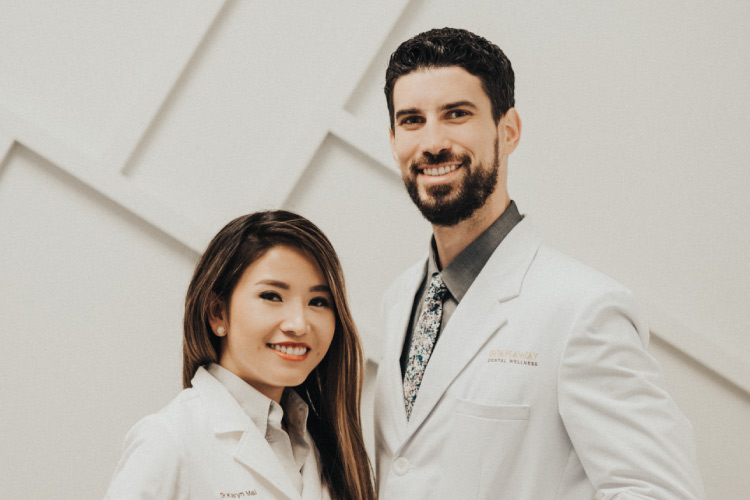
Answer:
[{"left": 207, "top": 294, "right": 228, "bottom": 337}]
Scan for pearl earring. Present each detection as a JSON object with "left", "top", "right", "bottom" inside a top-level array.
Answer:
[{"left": 217, "top": 326, "right": 226, "bottom": 335}]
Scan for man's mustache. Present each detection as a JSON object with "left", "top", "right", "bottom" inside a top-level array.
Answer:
[{"left": 411, "top": 151, "right": 469, "bottom": 170}]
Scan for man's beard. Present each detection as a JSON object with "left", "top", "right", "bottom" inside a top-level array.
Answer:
[{"left": 403, "top": 137, "right": 499, "bottom": 227}]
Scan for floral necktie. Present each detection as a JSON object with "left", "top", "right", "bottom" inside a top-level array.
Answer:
[{"left": 403, "top": 272, "right": 448, "bottom": 420}]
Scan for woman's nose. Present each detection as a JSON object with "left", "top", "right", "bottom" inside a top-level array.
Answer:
[{"left": 279, "top": 303, "right": 308, "bottom": 336}]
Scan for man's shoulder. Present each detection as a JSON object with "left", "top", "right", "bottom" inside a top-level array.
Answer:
[
  {"left": 484, "top": 217, "right": 632, "bottom": 297},
  {"left": 537, "top": 243, "right": 627, "bottom": 288},
  {"left": 523, "top": 242, "right": 639, "bottom": 316}
]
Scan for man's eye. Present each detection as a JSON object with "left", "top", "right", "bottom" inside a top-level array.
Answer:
[
  {"left": 400, "top": 116, "right": 424, "bottom": 126},
  {"left": 447, "top": 110, "right": 469, "bottom": 119},
  {"left": 259, "top": 291, "right": 282, "bottom": 301},
  {"left": 309, "top": 297, "right": 331, "bottom": 308}
]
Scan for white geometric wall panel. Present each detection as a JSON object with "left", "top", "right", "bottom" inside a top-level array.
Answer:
[
  {"left": 649, "top": 336, "right": 750, "bottom": 498},
  {"left": 1, "top": 1, "right": 749, "bottom": 498},
  {"left": 0, "top": 1, "right": 224, "bottom": 161},
  {"left": 125, "top": 0, "right": 410, "bottom": 240},
  {"left": 0, "top": 146, "right": 197, "bottom": 499}
]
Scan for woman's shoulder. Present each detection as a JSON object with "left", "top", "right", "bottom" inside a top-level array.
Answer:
[
  {"left": 104, "top": 391, "right": 198, "bottom": 499},
  {"left": 129, "top": 366, "right": 252, "bottom": 446},
  {"left": 149, "top": 385, "right": 210, "bottom": 432},
  {"left": 127, "top": 388, "right": 199, "bottom": 439}
]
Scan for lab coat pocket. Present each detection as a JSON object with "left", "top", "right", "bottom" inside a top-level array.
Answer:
[
  {"left": 438, "top": 400, "right": 531, "bottom": 499},
  {"left": 455, "top": 398, "right": 530, "bottom": 421}
]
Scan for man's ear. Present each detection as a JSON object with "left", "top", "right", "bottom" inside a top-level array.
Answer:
[
  {"left": 207, "top": 294, "right": 228, "bottom": 337},
  {"left": 499, "top": 108, "right": 522, "bottom": 154}
]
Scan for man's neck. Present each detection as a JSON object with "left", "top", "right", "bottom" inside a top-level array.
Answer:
[{"left": 433, "top": 195, "right": 510, "bottom": 268}]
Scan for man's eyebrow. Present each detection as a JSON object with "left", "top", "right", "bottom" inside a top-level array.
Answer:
[
  {"left": 394, "top": 107, "right": 421, "bottom": 120},
  {"left": 442, "top": 100, "right": 477, "bottom": 111}
]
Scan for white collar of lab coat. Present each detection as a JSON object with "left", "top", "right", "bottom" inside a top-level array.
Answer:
[
  {"left": 190, "top": 365, "right": 254, "bottom": 433},
  {"left": 191, "top": 365, "right": 308, "bottom": 499}
]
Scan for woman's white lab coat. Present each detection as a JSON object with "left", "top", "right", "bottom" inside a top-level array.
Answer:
[{"left": 104, "top": 366, "right": 330, "bottom": 500}]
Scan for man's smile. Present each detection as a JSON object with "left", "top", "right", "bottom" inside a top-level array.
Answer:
[
  {"left": 420, "top": 163, "right": 460, "bottom": 177},
  {"left": 415, "top": 161, "right": 465, "bottom": 187}
]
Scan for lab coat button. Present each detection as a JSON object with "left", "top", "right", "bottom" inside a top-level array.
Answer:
[{"left": 393, "top": 457, "right": 410, "bottom": 476}]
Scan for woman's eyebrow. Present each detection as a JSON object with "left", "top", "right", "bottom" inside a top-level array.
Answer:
[
  {"left": 256, "top": 279, "right": 289, "bottom": 289},
  {"left": 256, "top": 280, "right": 330, "bottom": 294}
]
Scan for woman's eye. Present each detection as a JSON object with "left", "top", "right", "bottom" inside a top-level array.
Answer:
[
  {"left": 309, "top": 297, "right": 331, "bottom": 308},
  {"left": 259, "top": 291, "right": 282, "bottom": 302}
]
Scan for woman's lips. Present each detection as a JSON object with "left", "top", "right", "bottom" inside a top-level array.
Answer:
[{"left": 267, "top": 342, "right": 310, "bottom": 361}]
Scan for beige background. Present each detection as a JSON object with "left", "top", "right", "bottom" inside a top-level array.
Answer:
[{"left": 1, "top": 1, "right": 748, "bottom": 498}]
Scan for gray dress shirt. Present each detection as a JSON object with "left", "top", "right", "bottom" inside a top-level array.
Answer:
[{"left": 400, "top": 201, "right": 523, "bottom": 375}]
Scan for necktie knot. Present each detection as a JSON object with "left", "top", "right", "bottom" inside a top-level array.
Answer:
[{"left": 427, "top": 273, "right": 448, "bottom": 301}]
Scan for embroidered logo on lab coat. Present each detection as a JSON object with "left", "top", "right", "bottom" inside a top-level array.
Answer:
[
  {"left": 487, "top": 349, "right": 539, "bottom": 366},
  {"left": 219, "top": 490, "right": 258, "bottom": 498}
]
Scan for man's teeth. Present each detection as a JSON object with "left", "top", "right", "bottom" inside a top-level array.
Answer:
[
  {"left": 422, "top": 164, "right": 459, "bottom": 176},
  {"left": 270, "top": 344, "right": 308, "bottom": 356}
]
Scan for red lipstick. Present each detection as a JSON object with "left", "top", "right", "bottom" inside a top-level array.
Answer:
[{"left": 267, "top": 342, "right": 311, "bottom": 361}]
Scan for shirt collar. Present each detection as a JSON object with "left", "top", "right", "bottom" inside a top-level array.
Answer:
[
  {"left": 430, "top": 200, "right": 523, "bottom": 302},
  {"left": 281, "top": 388, "right": 310, "bottom": 440},
  {"left": 280, "top": 389, "right": 311, "bottom": 471},
  {"left": 206, "top": 363, "right": 309, "bottom": 439}
]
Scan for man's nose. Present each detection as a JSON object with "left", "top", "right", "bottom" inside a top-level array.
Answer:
[{"left": 421, "top": 121, "right": 451, "bottom": 157}]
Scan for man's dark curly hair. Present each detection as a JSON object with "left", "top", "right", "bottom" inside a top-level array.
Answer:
[{"left": 385, "top": 27, "right": 515, "bottom": 129}]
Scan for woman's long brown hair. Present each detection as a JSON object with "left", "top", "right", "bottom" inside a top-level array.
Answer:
[{"left": 183, "top": 210, "right": 375, "bottom": 500}]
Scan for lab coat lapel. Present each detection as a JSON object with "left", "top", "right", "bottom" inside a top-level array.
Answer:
[
  {"left": 191, "top": 367, "right": 301, "bottom": 500},
  {"left": 406, "top": 219, "right": 542, "bottom": 431},
  {"left": 300, "top": 445, "right": 328, "bottom": 500},
  {"left": 381, "top": 259, "right": 427, "bottom": 439},
  {"left": 234, "top": 429, "right": 301, "bottom": 500}
]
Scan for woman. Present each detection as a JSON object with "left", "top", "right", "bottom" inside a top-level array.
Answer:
[{"left": 105, "top": 210, "right": 375, "bottom": 500}]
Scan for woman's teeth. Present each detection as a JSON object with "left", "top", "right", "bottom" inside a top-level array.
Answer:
[
  {"left": 270, "top": 344, "right": 308, "bottom": 356},
  {"left": 422, "top": 164, "right": 459, "bottom": 176}
]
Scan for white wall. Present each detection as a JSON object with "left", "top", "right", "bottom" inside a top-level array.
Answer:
[{"left": 1, "top": 1, "right": 748, "bottom": 498}]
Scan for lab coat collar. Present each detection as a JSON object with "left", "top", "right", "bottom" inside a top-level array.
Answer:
[
  {"left": 191, "top": 366, "right": 303, "bottom": 500},
  {"left": 191, "top": 366, "right": 253, "bottom": 433},
  {"left": 205, "top": 363, "right": 273, "bottom": 434}
]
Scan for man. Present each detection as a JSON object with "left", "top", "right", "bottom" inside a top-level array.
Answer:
[{"left": 373, "top": 27, "right": 705, "bottom": 500}]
